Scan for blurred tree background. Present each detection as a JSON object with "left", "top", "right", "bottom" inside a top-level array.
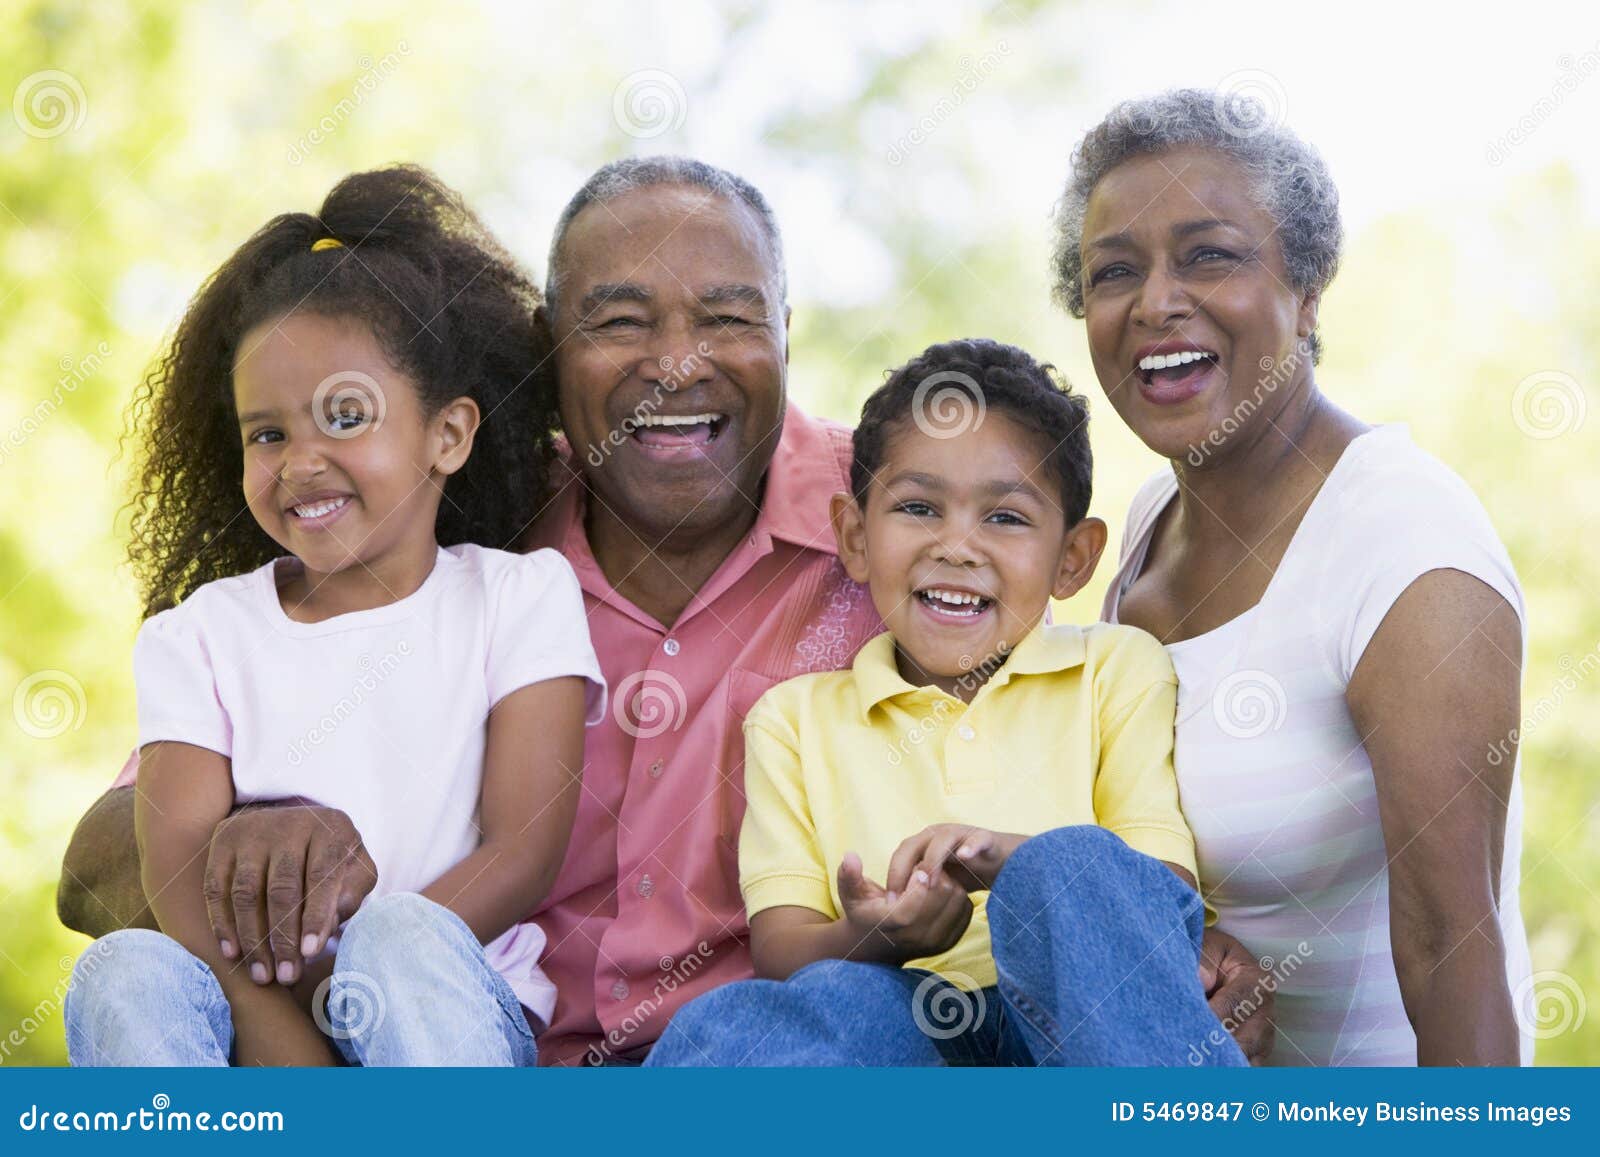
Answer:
[{"left": 3, "top": 0, "right": 1595, "bottom": 1064}]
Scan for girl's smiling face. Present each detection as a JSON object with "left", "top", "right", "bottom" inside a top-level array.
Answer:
[
  {"left": 832, "top": 412, "right": 1105, "bottom": 700},
  {"left": 233, "top": 311, "right": 477, "bottom": 582},
  {"left": 1079, "top": 145, "right": 1320, "bottom": 463}
]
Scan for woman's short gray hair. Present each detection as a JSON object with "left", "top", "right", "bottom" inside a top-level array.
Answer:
[
  {"left": 1050, "top": 88, "right": 1342, "bottom": 362},
  {"left": 545, "top": 155, "right": 786, "bottom": 320}
]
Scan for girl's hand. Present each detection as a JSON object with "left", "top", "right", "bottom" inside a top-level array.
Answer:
[
  {"left": 885, "top": 824, "right": 1028, "bottom": 894},
  {"left": 836, "top": 852, "right": 973, "bottom": 962}
]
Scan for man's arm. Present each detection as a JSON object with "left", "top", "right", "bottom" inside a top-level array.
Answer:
[
  {"left": 58, "top": 780, "right": 378, "bottom": 993},
  {"left": 58, "top": 786, "right": 155, "bottom": 938}
]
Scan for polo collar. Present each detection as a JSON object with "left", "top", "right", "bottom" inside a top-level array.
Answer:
[{"left": 851, "top": 620, "right": 1089, "bottom": 721}]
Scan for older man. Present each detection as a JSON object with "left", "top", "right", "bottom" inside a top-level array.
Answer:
[{"left": 58, "top": 157, "right": 1272, "bottom": 1065}]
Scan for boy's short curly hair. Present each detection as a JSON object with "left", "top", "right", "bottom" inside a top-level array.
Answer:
[{"left": 851, "top": 338, "right": 1092, "bottom": 525}]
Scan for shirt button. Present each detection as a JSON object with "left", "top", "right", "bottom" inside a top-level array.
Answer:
[
  {"left": 649, "top": 759, "right": 664, "bottom": 779},
  {"left": 611, "top": 980, "right": 629, "bottom": 1002},
  {"left": 637, "top": 874, "right": 654, "bottom": 898},
  {"left": 958, "top": 724, "right": 976, "bottom": 741},
  {"left": 663, "top": 638, "right": 680, "bottom": 657}
]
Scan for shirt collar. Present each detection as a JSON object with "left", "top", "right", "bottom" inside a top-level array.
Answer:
[
  {"left": 752, "top": 403, "right": 852, "bottom": 554},
  {"left": 850, "top": 620, "right": 1088, "bottom": 721}
]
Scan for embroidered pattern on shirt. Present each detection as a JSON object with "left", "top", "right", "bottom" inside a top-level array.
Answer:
[{"left": 792, "top": 558, "right": 870, "bottom": 675}]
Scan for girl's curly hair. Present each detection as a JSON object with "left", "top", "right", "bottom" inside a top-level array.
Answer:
[{"left": 124, "top": 164, "right": 559, "bottom": 618}]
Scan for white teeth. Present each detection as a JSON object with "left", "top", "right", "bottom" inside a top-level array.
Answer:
[
  {"left": 921, "top": 588, "right": 987, "bottom": 607},
  {"left": 635, "top": 413, "right": 722, "bottom": 428},
  {"left": 292, "top": 496, "right": 349, "bottom": 519},
  {"left": 1139, "top": 350, "right": 1214, "bottom": 372}
]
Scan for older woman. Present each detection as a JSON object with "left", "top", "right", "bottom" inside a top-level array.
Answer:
[{"left": 1055, "top": 90, "right": 1532, "bottom": 1066}]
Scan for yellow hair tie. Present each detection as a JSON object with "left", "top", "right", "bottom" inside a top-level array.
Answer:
[{"left": 310, "top": 237, "right": 344, "bottom": 252}]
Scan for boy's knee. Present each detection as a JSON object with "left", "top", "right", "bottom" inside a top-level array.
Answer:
[
  {"left": 994, "top": 825, "right": 1127, "bottom": 896},
  {"left": 788, "top": 958, "right": 911, "bottom": 1004}
]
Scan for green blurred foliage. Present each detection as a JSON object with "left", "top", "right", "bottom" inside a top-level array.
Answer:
[{"left": 2, "top": 0, "right": 1594, "bottom": 1065}]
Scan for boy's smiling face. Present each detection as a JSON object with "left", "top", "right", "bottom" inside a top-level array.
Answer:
[{"left": 832, "top": 411, "right": 1107, "bottom": 700}]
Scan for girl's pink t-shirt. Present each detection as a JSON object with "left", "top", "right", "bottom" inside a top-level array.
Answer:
[{"left": 128, "top": 543, "right": 606, "bottom": 1026}]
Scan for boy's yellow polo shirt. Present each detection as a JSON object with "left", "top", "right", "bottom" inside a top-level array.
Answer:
[{"left": 738, "top": 620, "right": 1197, "bottom": 991}]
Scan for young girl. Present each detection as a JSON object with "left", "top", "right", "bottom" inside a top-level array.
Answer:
[{"left": 66, "top": 166, "right": 604, "bottom": 1067}]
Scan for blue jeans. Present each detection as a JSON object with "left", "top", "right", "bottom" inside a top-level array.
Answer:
[
  {"left": 646, "top": 825, "right": 1247, "bottom": 1066},
  {"left": 64, "top": 892, "right": 538, "bottom": 1067}
]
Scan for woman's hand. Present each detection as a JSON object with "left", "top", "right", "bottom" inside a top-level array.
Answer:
[
  {"left": 204, "top": 802, "right": 377, "bottom": 988},
  {"left": 1200, "top": 927, "right": 1276, "bottom": 1064},
  {"left": 885, "top": 824, "right": 1028, "bottom": 894}
]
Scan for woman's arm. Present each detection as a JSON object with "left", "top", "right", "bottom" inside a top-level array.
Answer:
[
  {"left": 419, "top": 677, "right": 587, "bottom": 942},
  {"left": 136, "top": 741, "right": 336, "bottom": 1066},
  {"left": 1347, "top": 568, "right": 1522, "bottom": 1065}
]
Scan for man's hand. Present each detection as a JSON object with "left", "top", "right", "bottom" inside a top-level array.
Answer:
[
  {"left": 204, "top": 803, "right": 377, "bottom": 987},
  {"left": 1200, "top": 926, "right": 1276, "bottom": 1064},
  {"left": 836, "top": 851, "right": 973, "bottom": 963},
  {"left": 885, "top": 824, "right": 1027, "bottom": 894}
]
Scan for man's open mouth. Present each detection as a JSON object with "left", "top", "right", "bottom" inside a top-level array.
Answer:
[
  {"left": 915, "top": 587, "right": 994, "bottom": 618},
  {"left": 1136, "top": 349, "right": 1218, "bottom": 388},
  {"left": 631, "top": 412, "right": 728, "bottom": 448}
]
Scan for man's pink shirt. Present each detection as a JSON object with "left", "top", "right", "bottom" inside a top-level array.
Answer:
[{"left": 522, "top": 407, "right": 881, "bottom": 1064}]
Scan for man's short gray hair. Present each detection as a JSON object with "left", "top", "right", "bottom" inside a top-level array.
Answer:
[
  {"left": 1050, "top": 88, "right": 1342, "bottom": 362},
  {"left": 545, "top": 155, "right": 787, "bottom": 319}
]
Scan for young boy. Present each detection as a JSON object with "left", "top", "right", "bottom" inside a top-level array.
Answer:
[{"left": 647, "top": 339, "right": 1245, "bottom": 1067}]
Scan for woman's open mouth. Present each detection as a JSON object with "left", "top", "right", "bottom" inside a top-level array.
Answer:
[
  {"left": 630, "top": 412, "right": 729, "bottom": 455},
  {"left": 1135, "top": 349, "right": 1219, "bottom": 406}
]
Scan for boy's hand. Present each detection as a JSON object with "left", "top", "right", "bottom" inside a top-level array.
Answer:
[
  {"left": 837, "top": 852, "right": 973, "bottom": 963},
  {"left": 886, "top": 824, "right": 1027, "bottom": 894}
]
